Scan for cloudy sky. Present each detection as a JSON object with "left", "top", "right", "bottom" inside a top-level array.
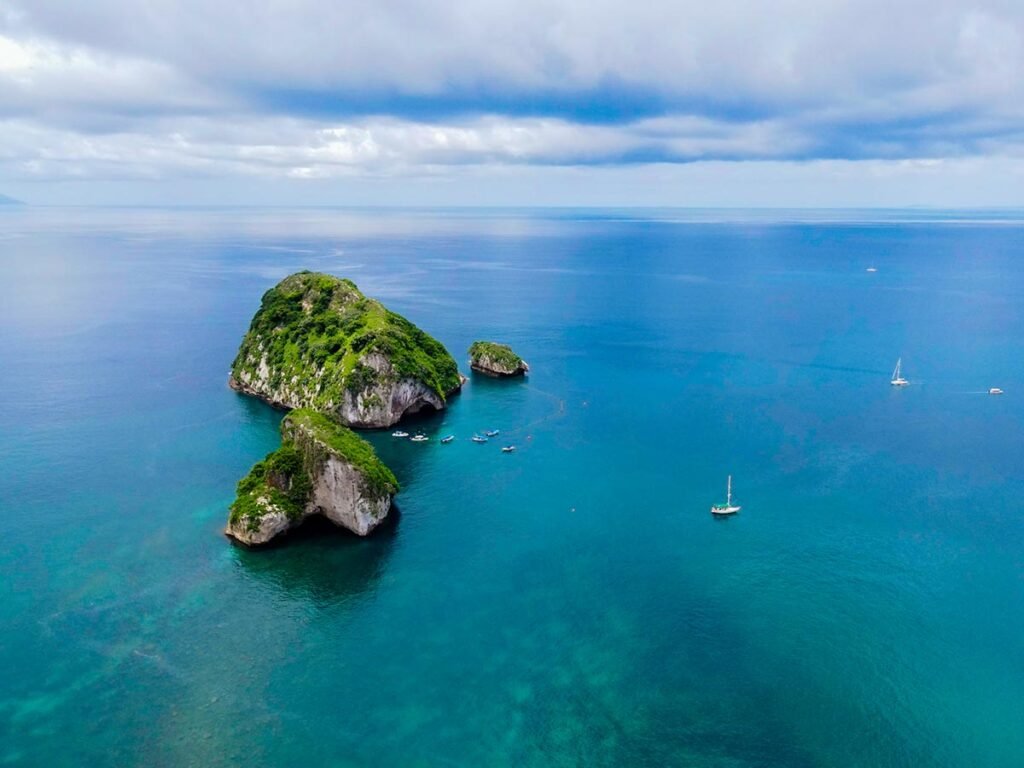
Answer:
[{"left": 2, "top": 0, "right": 1024, "bottom": 206}]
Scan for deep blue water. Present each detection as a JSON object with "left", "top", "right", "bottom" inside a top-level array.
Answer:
[{"left": 1, "top": 207, "right": 1023, "bottom": 767}]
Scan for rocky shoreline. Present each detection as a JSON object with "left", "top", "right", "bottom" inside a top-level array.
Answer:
[
  {"left": 226, "top": 409, "right": 398, "bottom": 546},
  {"left": 226, "top": 272, "right": 525, "bottom": 547},
  {"left": 468, "top": 340, "right": 529, "bottom": 377},
  {"left": 230, "top": 272, "right": 463, "bottom": 428}
]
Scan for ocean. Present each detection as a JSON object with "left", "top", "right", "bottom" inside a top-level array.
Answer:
[{"left": 1, "top": 207, "right": 1022, "bottom": 767}]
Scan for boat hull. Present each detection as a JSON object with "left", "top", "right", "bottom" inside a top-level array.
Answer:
[{"left": 711, "top": 505, "right": 741, "bottom": 516}]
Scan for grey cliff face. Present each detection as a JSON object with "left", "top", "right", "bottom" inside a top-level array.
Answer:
[
  {"left": 229, "top": 272, "right": 463, "bottom": 428},
  {"left": 229, "top": 348, "right": 454, "bottom": 428},
  {"left": 470, "top": 353, "right": 530, "bottom": 377},
  {"left": 226, "top": 414, "right": 394, "bottom": 546}
]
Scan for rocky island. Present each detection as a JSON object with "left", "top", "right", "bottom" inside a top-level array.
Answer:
[
  {"left": 227, "top": 409, "right": 398, "bottom": 545},
  {"left": 230, "top": 271, "right": 463, "bottom": 428},
  {"left": 469, "top": 341, "right": 529, "bottom": 377}
]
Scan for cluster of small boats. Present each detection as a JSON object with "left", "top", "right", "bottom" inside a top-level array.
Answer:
[
  {"left": 390, "top": 430, "right": 431, "bottom": 442},
  {"left": 891, "top": 358, "right": 1004, "bottom": 394},
  {"left": 713, "top": 359, "right": 1008, "bottom": 518},
  {"left": 392, "top": 428, "right": 515, "bottom": 452},
  {"left": 473, "top": 430, "right": 511, "bottom": 449},
  {"left": 392, "top": 357, "right": 1009, "bottom": 519}
]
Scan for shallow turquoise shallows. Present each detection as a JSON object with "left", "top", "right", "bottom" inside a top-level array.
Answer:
[{"left": 1, "top": 208, "right": 1023, "bottom": 767}]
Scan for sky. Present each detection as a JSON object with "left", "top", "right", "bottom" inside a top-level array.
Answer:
[{"left": 1, "top": 1, "right": 1024, "bottom": 207}]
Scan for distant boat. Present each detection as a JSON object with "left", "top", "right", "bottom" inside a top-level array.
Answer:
[
  {"left": 890, "top": 358, "right": 909, "bottom": 387},
  {"left": 501, "top": 445, "right": 516, "bottom": 453},
  {"left": 391, "top": 431, "right": 409, "bottom": 438},
  {"left": 989, "top": 387, "right": 1004, "bottom": 395},
  {"left": 471, "top": 435, "right": 488, "bottom": 443},
  {"left": 485, "top": 429, "right": 500, "bottom": 437},
  {"left": 711, "top": 475, "right": 741, "bottom": 516},
  {"left": 410, "top": 434, "right": 429, "bottom": 442},
  {"left": 441, "top": 434, "right": 455, "bottom": 443},
  {"left": 866, "top": 266, "right": 878, "bottom": 273}
]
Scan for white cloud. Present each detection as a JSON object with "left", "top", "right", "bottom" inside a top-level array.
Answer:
[
  {"left": 4, "top": 1, "right": 1022, "bottom": 109},
  {"left": 0, "top": 1, "right": 1023, "bottom": 201},
  {"left": 0, "top": 35, "right": 35, "bottom": 72},
  {"left": 0, "top": 33, "right": 224, "bottom": 129},
  {"left": 0, "top": 113, "right": 850, "bottom": 183}
]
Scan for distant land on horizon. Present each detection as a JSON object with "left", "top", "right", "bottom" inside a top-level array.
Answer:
[{"left": 0, "top": 193, "right": 24, "bottom": 205}]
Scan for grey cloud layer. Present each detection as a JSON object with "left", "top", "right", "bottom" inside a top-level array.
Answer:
[{"left": 1, "top": 0, "right": 1023, "bottom": 181}]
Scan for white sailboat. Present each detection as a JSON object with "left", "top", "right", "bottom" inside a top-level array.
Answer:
[
  {"left": 711, "top": 475, "right": 741, "bottom": 516},
  {"left": 890, "top": 358, "right": 909, "bottom": 387}
]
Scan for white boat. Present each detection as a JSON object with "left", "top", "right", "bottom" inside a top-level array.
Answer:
[
  {"left": 890, "top": 358, "right": 909, "bottom": 387},
  {"left": 471, "top": 435, "right": 488, "bottom": 443},
  {"left": 989, "top": 387, "right": 1004, "bottom": 395},
  {"left": 485, "top": 429, "right": 500, "bottom": 437},
  {"left": 441, "top": 434, "right": 455, "bottom": 443},
  {"left": 866, "top": 266, "right": 878, "bottom": 273},
  {"left": 391, "top": 431, "right": 409, "bottom": 438},
  {"left": 410, "top": 434, "right": 429, "bottom": 443},
  {"left": 711, "top": 475, "right": 741, "bottom": 516},
  {"left": 501, "top": 445, "right": 516, "bottom": 453}
]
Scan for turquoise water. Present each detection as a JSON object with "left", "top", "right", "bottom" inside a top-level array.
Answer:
[{"left": 1, "top": 207, "right": 1023, "bottom": 767}]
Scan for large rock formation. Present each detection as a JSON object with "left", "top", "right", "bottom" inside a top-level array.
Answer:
[
  {"left": 469, "top": 341, "right": 529, "bottom": 377},
  {"left": 226, "top": 409, "right": 399, "bottom": 545},
  {"left": 230, "top": 272, "right": 463, "bottom": 427}
]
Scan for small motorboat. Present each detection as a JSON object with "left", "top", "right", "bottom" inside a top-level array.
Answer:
[
  {"left": 989, "top": 387, "right": 1004, "bottom": 395},
  {"left": 501, "top": 445, "right": 516, "bottom": 453},
  {"left": 485, "top": 429, "right": 500, "bottom": 437},
  {"left": 410, "top": 434, "right": 429, "bottom": 443},
  {"left": 866, "top": 266, "right": 878, "bottom": 273},
  {"left": 391, "top": 431, "right": 410, "bottom": 438},
  {"left": 440, "top": 435, "right": 455, "bottom": 443},
  {"left": 471, "top": 435, "right": 488, "bottom": 443}
]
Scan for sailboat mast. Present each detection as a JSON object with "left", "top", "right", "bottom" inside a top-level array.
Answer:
[{"left": 727, "top": 475, "right": 732, "bottom": 506}]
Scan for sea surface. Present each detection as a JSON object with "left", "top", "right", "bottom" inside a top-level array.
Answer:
[{"left": 1, "top": 207, "right": 1023, "bottom": 767}]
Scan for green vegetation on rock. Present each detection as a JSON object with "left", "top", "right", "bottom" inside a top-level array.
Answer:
[
  {"left": 284, "top": 409, "right": 398, "bottom": 500},
  {"left": 229, "top": 443, "right": 311, "bottom": 533},
  {"left": 229, "top": 408, "right": 398, "bottom": 535},
  {"left": 231, "top": 271, "right": 461, "bottom": 410},
  {"left": 469, "top": 341, "right": 525, "bottom": 371}
]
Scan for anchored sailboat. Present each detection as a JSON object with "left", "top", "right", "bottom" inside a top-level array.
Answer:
[
  {"left": 711, "top": 475, "right": 741, "bottom": 516},
  {"left": 890, "top": 358, "right": 909, "bottom": 387}
]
